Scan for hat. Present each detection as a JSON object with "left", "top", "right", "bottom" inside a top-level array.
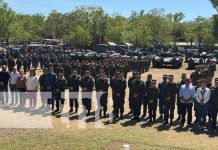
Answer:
[
  {"left": 182, "top": 74, "right": 186, "bottom": 76},
  {"left": 152, "top": 80, "right": 157, "bottom": 82},
  {"left": 148, "top": 74, "right": 152, "bottom": 77},
  {"left": 163, "top": 75, "right": 168, "bottom": 78},
  {"left": 169, "top": 75, "right": 174, "bottom": 78}
]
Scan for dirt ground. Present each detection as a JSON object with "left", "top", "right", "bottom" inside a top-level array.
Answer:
[{"left": 0, "top": 62, "right": 218, "bottom": 150}]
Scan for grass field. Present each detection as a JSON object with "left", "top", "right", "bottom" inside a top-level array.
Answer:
[{"left": 0, "top": 63, "right": 218, "bottom": 150}]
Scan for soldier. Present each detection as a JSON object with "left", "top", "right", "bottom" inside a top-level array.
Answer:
[
  {"left": 112, "top": 72, "right": 126, "bottom": 119},
  {"left": 68, "top": 70, "right": 80, "bottom": 113},
  {"left": 95, "top": 72, "right": 109, "bottom": 118},
  {"left": 147, "top": 80, "right": 159, "bottom": 123},
  {"left": 80, "top": 70, "right": 94, "bottom": 116},
  {"left": 130, "top": 73, "right": 144, "bottom": 121},
  {"left": 177, "top": 74, "right": 187, "bottom": 122},
  {"left": 210, "top": 78, "right": 218, "bottom": 129},
  {"left": 163, "top": 75, "right": 177, "bottom": 125},
  {"left": 142, "top": 74, "right": 152, "bottom": 118},
  {"left": 128, "top": 72, "right": 137, "bottom": 114},
  {"left": 0, "top": 65, "right": 10, "bottom": 104},
  {"left": 54, "top": 71, "right": 67, "bottom": 113},
  {"left": 190, "top": 66, "right": 201, "bottom": 86},
  {"left": 158, "top": 75, "right": 168, "bottom": 119}
]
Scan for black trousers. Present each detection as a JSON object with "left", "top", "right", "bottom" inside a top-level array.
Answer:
[
  {"left": 55, "top": 93, "right": 65, "bottom": 110},
  {"left": 69, "top": 98, "right": 79, "bottom": 109},
  {"left": 129, "top": 92, "right": 134, "bottom": 111},
  {"left": 148, "top": 102, "right": 157, "bottom": 120},
  {"left": 82, "top": 98, "right": 92, "bottom": 111},
  {"left": 164, "top": 98, "right": 176, "bottom": 120},
  {"left": 211, "top": 108, "right": 218, "bottom": 127},
  {"left": 181, "top": 103, "right": 193, "bottom": 124},
  {"left": 177, "top": 98, "right": 182, "bottom": 115},
  {"left": 113, "top": 94, "right": 125, "bottom": 116},
  {"left": 133, "top": 97, "right": 142, "bottom": 118},
  {"left": 97, "top": 93, "right": 108, "bottom": 113},
  {"left": 143, "top": 97, "right": 148, "bottom": 115}
]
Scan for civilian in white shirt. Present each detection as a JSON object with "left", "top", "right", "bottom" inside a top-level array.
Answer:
[
  {"left": 195, "top": 79, "right": 211, "bottom": 126},
  {"left": 26, "top": 68, "right": 39, "bottom": 109},
  {"left": 9, "top": 67, "right": 20, "bottom": 105},
  {"left": 179, "top": 78, "right": 195, "bottom": 127}
]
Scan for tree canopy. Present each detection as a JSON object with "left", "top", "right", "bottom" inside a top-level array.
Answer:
[{"left": 0, "top": 0, "right": 217, "bottom": 49}]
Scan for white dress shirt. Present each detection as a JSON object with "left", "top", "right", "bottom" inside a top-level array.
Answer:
[
  {"left": 179, "top": 84, "right": 195, "bottom": 103},
  {"left": 10, "top": 72, "right": 20, "bottom": 85},
  {"left": 195, "top": 87, "right": 211, "bottom": 104},
  {"left": 26, "top": 76, "right": 39, "bottom": 91}
]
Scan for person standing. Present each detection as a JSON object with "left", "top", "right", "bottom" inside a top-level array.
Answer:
[
  {"left": 210, "top": 78, "right": 218, "bottom": 129},
  {"left": 142, "top": 74, "right": 152, "bottom": 118},
  {"left": 147, "top": 80, "right": 159, "bottom": 123},
  {"left": 68, "top": 70, "right": 80, "bottom": 113},
  {"left": 16, "top": 69, "right": 26, "bottom": 107},
  {"left": 9, "top": 67, "right": 20, "bottom": 105},
  {"left": 80, "top": 70, "right": 94, "bottom": 116},
  {"left": 113, "top": 72, "right": 126, "bottom": 119},
  {"left": 39, "top": 68, "right": 48, "bottom": 110},
  {"left": 158, "top": 75, "right": 168, "bottom": 119},
  {"left": 195, "top": 79, "right": 211, "bottom": 127},
  {"left": 130, "top": 73, "right": 144, "bottom": 121},
  {"left": 95, "top": 72, "right": 109, "bottom": 118},
  {"left": 128, "top": 72, "right": 137, "bottom": 114},
  {"left": 46, "top": 68, "right": 57, "bottom": 111},
  {"left": 54, "top": 72, "right": 67, "bottom": 113},
  {"left": 179, "top": 78, "right": 195, "bottom": 127},
  {"left": 26, "top": 68, "right": 39, "bottom": 109},
  {"left": 163, "top": 75, "right": 177, "bottom": 125},
  {"left": 0, "top": 65, "right": 10, "bottom": 104}
]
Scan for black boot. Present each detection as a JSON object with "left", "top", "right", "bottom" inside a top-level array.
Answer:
[
  {"left": 103, "top": 111, "right": 107, "bottom": 118},
  {"left": 176, "top": 115, "right": 181, "bottom": 121},
  {"left": 120, "top": 113, "right": 124, "bottom": 119},
  {"left": 87, "top": 110, "right": 91, "bottom": 116}
]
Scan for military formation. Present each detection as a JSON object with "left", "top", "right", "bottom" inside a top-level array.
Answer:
[{"left": 1, "top": 48, "right": 218, "bottom": 130}]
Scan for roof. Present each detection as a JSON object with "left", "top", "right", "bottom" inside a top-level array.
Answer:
[
  {"left": 124, "top": 43, "right": 133, "bottom": 47},
  {"left": 106, "top": 42, "right": 116, "bottom": 46}
]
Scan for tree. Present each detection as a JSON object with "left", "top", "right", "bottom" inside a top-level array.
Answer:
[
  {"left": 210, "top": 0, "right": 218, "bottom": 13},
  {"left": 0, "top": 0, "right": 15, "bottom": 44}
]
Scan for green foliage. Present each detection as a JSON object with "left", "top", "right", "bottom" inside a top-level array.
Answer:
[{"left": 0, "top": 0, "right": 217, "bottom": 48}]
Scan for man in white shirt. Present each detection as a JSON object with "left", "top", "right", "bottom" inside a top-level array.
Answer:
[
  {"left": 9, "top": 67, "right": 20, "bottom": 105},
  {"left": 195, "top": 79, "right": 211, "bottom": 126},
  {"left": 179, "top": 78, "right": 195, "bottom": 127}
]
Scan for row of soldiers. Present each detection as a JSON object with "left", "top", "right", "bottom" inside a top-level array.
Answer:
[
  {"left": 0, "top": 50, "right": 151, "bottom": 78},
  {"left": 40, "top": 67, "right": 218, "bottom": 129}
]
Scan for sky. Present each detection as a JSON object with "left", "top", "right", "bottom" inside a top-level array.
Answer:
[{"left": 4, "top": 0, "right": 217, "bottom": 21}]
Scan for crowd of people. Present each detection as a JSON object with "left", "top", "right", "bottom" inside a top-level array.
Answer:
[{"left": 0, "top": 50, "right": 218, "bottom": 130}]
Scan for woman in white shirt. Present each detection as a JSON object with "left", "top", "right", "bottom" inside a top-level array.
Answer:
[
  {"left": 26, "top": 68, "right": 39, "bottom": 109},
  {"left": 195, "top": 79, "right": 211, "bottom": 126}
]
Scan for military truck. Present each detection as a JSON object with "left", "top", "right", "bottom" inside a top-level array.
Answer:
[{"left": 152, "top": 52, "right": 183, "bottom": 69}]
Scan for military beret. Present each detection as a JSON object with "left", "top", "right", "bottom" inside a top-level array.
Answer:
[
  {"left": 182, "top": 74, "right": 186, "bottom": 76},
  {"left": 152, "top": 80, "right": 157, "bottom": 82},
  {"left": 147, "top": 74, "right": 152, "bottom": 77}
]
